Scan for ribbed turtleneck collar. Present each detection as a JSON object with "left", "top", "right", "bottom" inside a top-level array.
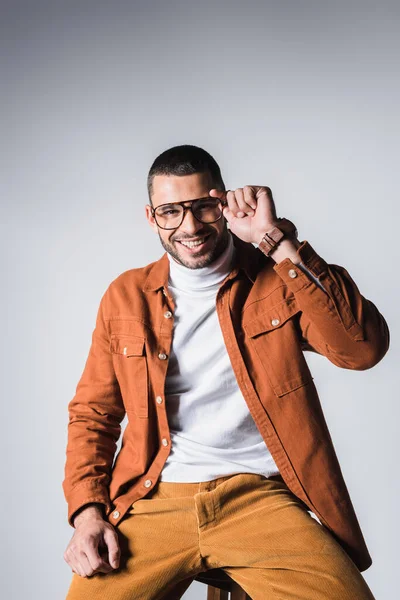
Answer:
[{"left": 167, "top": 232, "right": 235, "bottom": 293}]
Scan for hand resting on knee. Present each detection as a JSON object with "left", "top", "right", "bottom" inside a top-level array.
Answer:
[{"left": 63, "top": 504, "right": 121, "bottom": 578}]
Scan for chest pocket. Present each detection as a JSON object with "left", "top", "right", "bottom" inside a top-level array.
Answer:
[
  {"left": 110, "top": 334, "right": 149, "bottom": 418},
  {"left": 243, "top": 299, "right": 313, "bottom": 397}
]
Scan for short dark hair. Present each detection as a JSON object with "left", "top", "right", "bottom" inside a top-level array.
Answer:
[{"left": 147, "top": 144, "right": 226, "bottom": 205}]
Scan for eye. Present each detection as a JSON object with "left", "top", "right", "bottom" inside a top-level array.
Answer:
[
  {"left": 196, "top": 199, "right": 218, "bottom": 211},
  {"left": 158, "top": 207, "right": 180, "bottom": 217}
]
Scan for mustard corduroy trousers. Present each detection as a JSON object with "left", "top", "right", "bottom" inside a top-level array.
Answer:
[{"left": 65, "top": 472, "right": 375, "bottom": 600}]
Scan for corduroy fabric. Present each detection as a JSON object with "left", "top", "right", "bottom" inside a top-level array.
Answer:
[{"left": 65, "top": 473, "right": 375, "bottom": 600}]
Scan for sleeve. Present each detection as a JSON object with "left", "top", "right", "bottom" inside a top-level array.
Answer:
[
  {"left": 62, "top": 287, "right": 126, "bottom": 527},
  {"left": 297, "top": 261, "right": 327, "bottom": 292},
  {"left": 273, "top": 240, "right": 390, "bottom": 370}
]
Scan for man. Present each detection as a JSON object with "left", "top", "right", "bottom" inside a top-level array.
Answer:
[{"left": 63, "top": 144, "right": 389, "bottom": 599}]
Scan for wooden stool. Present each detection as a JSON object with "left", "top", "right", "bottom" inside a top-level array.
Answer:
[{"left": 194, "top": 568, "right": 251, "bottom": 599}]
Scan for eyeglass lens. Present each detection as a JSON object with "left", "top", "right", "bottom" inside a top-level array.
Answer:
[{"left": 154, "top": 198, "right": 222, "bottom": 229}]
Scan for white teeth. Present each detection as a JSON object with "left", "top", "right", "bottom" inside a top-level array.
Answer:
[{"left": 180, "top": 237, "right": 206, "bottom": 248}]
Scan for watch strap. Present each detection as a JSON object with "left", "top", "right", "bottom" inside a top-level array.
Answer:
[{"left": 258, "top": 218, "right": 298, "bottom": 256}]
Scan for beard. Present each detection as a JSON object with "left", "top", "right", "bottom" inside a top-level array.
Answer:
[{"left": 158, "top": 224, "right": 231, "bottom": 269}]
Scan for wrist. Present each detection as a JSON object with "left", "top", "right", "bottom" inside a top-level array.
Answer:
[
  {"left": 252, "top": 224, "right": 279, "bottom": 246},
  {"left": 254, "top": 218, "right": 300, "bottom": 263},
  {"left": 73, "top": 503, "right": 105, "bottom": 527},
  {"left": 268, "top": 237, "right": 302, "bottom": 265}
]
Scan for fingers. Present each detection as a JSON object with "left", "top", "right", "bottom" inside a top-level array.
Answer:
[
  {"left": 224, "top": 186, "right": 258, "bottom": 219},
  {"left": 76, "top": 548, "right": 97, "bottom": 577},
  {"left": 65, "top": 544, "right": 114, "bottom": 578},
  {"left": 64, "top": 523, "right": 120, "bottom": 578},
  {"left": 209, "top": 188, "right": 226, "bottom": 199},
  {"left": 243, "top": 186, "right": 257, "bottom": 210},
  {"left": 232, "top": 188, "right": 254, "bottom": 217},
  {"left": 65, "top": 547, "right": 89, "bottom": 578},
  {"left": 86, "top": 537, "right": 115, "bottom": 574},
  {"left": 212, "top": 185, "right": 275, "bottom": 227},
  {"left": 104, "top": 526, "right": 121, "bottom": 569}
]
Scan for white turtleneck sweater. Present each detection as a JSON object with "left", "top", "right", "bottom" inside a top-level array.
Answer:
[{"left": 159, "top": 234, "right": 326, "bottom": 482}]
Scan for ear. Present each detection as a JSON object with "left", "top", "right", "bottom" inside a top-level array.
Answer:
[{"left": 145, "top": 204, "right": 159, "bottom": 234}]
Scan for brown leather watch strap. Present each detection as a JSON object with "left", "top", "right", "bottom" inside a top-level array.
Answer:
[{"left": 258, "top": 218, "right": 298, "bottom": 256}]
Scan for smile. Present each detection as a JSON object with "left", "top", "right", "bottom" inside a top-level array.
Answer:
[{"left": 177, "top": 234, "right": 211, "bottom": 248}]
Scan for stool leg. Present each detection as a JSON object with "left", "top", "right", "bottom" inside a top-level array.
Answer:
[
  {"left": 207, "top": 585, "right": 229, "bottom": 600},
  {"left": 161, "top": 576, "right": 196, "bottom": 599},
  {"left": 230, "top": 580, "right": 251, "bottom": 600}
]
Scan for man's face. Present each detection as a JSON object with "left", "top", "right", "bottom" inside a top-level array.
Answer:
[{"left": 145, "top": 172, "right": 230, "bottom": 269}]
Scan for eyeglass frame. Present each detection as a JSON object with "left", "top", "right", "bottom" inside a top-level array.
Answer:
[{"left": 149, "top": 196, "right": 228, "bottom": 230}]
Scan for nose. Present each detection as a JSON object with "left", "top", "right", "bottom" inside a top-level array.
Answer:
[{"left": 179, "top": 206, "right": 204, "bottom": 235}]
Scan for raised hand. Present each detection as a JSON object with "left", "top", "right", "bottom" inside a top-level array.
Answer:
[{"left": 209, "top": 186, "right": 279, "bottom": 244}]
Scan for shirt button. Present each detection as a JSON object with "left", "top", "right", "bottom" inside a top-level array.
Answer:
[
  {"left": 288, "top": 269, "right": 298, "bottom": 278},
  {"left": 164, "top": 311, "right": 172, "bottom": 319},
  {"left": 144, "top": 479, "right": 152, "bottom": 488},
  {"left": 112, "top": 510, "right": 120, "bottom": 519},
  {"left": 271, "top": 318, "right": 280, "bottom": 326},
  {"left": 156, "top": 396, "right": 163, "bottom": 404},
  {"left": 162, "top": 438, "right": 169, "bottom": 446},
  {"left": 158, "top": 352, "right": 167, "bottom": 360}
]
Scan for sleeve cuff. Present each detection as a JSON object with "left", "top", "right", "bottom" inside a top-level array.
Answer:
[
  {"left": 273, "top": 240, "right": 328, "bottom": 292},
  {"left": 66, "top": 481, "right": 112, "bottom": 527}
]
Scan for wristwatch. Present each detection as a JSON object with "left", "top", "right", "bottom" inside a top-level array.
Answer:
[{"left": 257, "top": 218, "right": 298, "bottom": 256}]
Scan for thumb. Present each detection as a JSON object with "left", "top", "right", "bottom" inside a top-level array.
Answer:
[
  {"left": 104, "top": 527, "right": 120, "bottom": 568},
  {"left": 222, "top": 205, "right": 235, "bottom": 225}
]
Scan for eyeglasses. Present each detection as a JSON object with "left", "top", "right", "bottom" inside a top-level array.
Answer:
[{"left": 150, "top": 197, "right": 226, "bottom": 230}]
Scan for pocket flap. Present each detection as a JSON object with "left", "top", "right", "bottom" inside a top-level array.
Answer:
[
  {"left": 244, "top": 300, "right": 300, "bottom": 338},
  {"left": 110, "top": 335, "right": 145, "bottom": 357}
]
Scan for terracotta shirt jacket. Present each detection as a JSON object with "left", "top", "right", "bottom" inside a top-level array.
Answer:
[{"left": 62, "top": 233, "right": 390, "bottom": 572}]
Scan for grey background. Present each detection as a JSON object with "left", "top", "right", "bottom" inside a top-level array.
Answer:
[{"left": 1, "top": 1, "right": 398, "bottom": 598}]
